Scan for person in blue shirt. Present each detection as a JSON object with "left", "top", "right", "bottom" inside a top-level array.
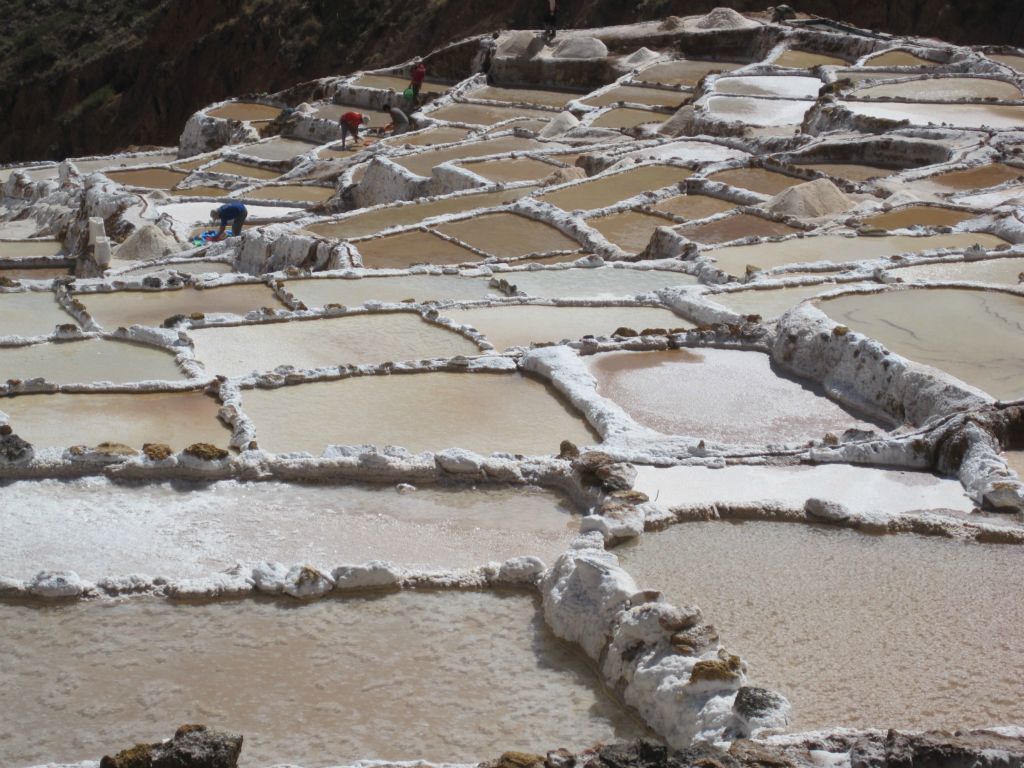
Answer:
[{"left": 209, "top": 201, "right": 248, "bottom": 241}]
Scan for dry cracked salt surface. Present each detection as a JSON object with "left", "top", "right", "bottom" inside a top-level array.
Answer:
[
  {"left": 0, "top": 592, "right": 646, "bottom": 768},
  {"left": 617, "top": 521, "right": 1024, "bottom": 732},
  {"left": 0, "top": 479, "right": 580, "bottom": 579}
]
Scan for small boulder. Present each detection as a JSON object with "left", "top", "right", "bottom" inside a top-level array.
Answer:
[
  {"left": 100, "top": 723, "right": 243, "bottom": 768},
  {"left": 0, "top": 432, "right": 34, "bottom": 465},
  {"left": 804, "top": 497, "right": 851, "bottom": 522}
]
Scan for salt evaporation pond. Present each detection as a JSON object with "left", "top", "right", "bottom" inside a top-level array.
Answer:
[
  {"left": 587, "top": 349, "right": 879, "bottom": 444},
  {"left": 862, "top": 205, "right": 975, "bottom": 230},
  {"left": 123, "top": 260, "right": 235, "bottom": 276},
  {"left": 677, "top": 213, "right": 798, "bottom": 244},
  {"left": 713, "top": 76, "right": 822, "bottom": 99},
  {"left": 207, "top": 160, "right": 281, "bottom": 179},
  {"left": 704, "top": 96, "right": 812, "bottom": 127},
  {"left": 988, "top": 54, "right": 1024, "bottom": 74},
  {"left": 708, "top": 232, "right": 1007, "bottom": 276},
  {"left": 591, "top": 108, "right": 667, "bottom": 130},
  {"left": 2, "top": 391, "right": 229, "bottom": 450},
  {"left": 499, "top": 267, "right": 697, "bottom": 299},
  {"left": 653, "top": 193, "right": 736, "bottom": 219},
  {"left": 588, "top": 210, "right": 675, "bottom": 253},
  {"left": 426, "top": 103, "right": 553, "bottom": 126},
  {"left": 79, "top": 284, "right": 284, "bottom": 329},
  {"left": 103, "top": 168, "right": 189, "bottom": 190},
  {"left": 888, "top": 256, "right": 1024, "bottom": 286},
  {"left": 706, "top": 167, "right": 803, "bottom": 196},
  {"left": 460, "top": 157, "right": 560, "bottom": 183},
  {"left": 853, "top": 77, "right": 1022, "bottom": 101},
  {"left": 469, "top": 85, "right": 580, "bottom": 107},
  {"left": 352, "top": 73, "right": 450, "bottom": 95},
  {"left": 433, "top": 213, "right": 580, "bottom": 259},
  {"left": 772, "top": 49, "right": 847, "bottom": 68},
  {"left": 71, "top": 151, "right": 180, "bottom": 174},
  {"left": 381, "top": 126, "right": 469, "bottom": 147},
  {"left": 708, "top": 283, "right": 855, "bottom": 319},
  {"left": 356, "top": 230, "right": 480, "bottom": 269},
  {"left": 617, "top": 522, "right": 1023, "bottom": 731},
  {"left": 206, "top": 102, "right": 282, "bottom": 121},
  {"left": 236, "top": 137, "right": 319, "bottom": 162},
  {"left": 538, "top": 165, "right": 693, "bottom": 211},
  {"left": 583, "top": 86, "right": 686, "bottom": 109},
  {"left": 818, "top": 287, "right": 1024, "bottom": 400},
  {"left": 0, "top": 338, "right": 183, "bottom": 385},
  {"left": 0, "top": 479, "right": 580, "bottom": 579},
  {"left": 798, "top": 162, "right": 896, "bottom": 182},
  {"left": 396, "top": 137, "right": 546, "bottom": 177},
  {"left": 633, "top": 463, "right": 973, "bottom": 517},
  {"left": 865, "top": 50, "right": 938, "bottom": 66},
  {"left": 189, "top": 313, "right": 479, "bottom": 377},
  {"left": 0, "top": 266, "right": 71, "bottom": 281},
  {"left": 444, "top": 305, "right": 690, "bottom": 350},
  {"left": 0, "top": 592, "right": 645, "bottom": 768},
  {"left": 242, "top": 184, "right": 336, "bottom": 202},
  {"left": 241, "top": 372, "right": 598, "bottom": 455},
  {"left": 844, "top": 101, "right": 1024, "bottom": 130},
  {"left": 917, "top": 162, "right": 1022, "bottom": 192},
  {"left": 635, "top": 59, "right": 743, "bottom": 86},
  {"left": 286, "top": 274, "right": 493, "bottom": 307},
  {"left": 0, "top": 291, "right": 76, "bottom": 337},
  {"left": 0, "top": 240, "right": 64, "bottom": 257}
]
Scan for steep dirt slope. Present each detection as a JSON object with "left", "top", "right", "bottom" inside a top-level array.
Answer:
[{"left": 2, "top": 0, "right": 1022, "bottom": 163}]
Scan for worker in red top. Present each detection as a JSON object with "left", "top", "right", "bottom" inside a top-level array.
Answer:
[
  {"left": 339, "top": 110, "right": 370, "bottom": 149},
  {"left": 409, "top": 58, "right": 427, "bottom": 101}
]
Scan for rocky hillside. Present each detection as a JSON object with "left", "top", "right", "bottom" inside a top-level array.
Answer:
[{"left": 3, "top": 0, "right": 1023, "bottom": 163}]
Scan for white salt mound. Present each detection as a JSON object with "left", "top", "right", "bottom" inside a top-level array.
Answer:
[
  {"left": 497, "top": 31, "right": 540, "bottom": 59},
  {"left": 624, "top": 47, "right": 661, "bottom": 65},
  {"left": 695, "top": 7, "right": 757, "bottom": 30},
  {"left": 552, "top": 37, "right": 609, "bottom": 60},
  {"left": 113, "top": 224, "right": 185, "bottom": 261},
  {"left": 539, "top": 111, "right": 580, "bottom": 138},
  {"left": 763, "top": 178, "right": 855, "bottom": 218}
]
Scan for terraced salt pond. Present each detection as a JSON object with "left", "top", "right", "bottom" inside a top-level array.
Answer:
[
  {"left": 713, "top": 76, "right": 822, "bottom": 99},
  {"left": 433, "top": 213, "right": 580, "bottom": 259},
  {"left": 426, "top": 103, "right": 553, "bottom": 127},
  {"left": 206, "top": 102, "right": 283, "bottom": 122},
  {"left": 818, "top": 287, "right": 1024, "bottom": 400},
  {"left": 588, "top": 210, "right": 674, "bottom": 253},
  {"left": 591, "top": 108, "right": 667, "bottom": 130},
  {"left": 652, "top": 193, "right": 736, "bottom": 220},
  {"left": 844, "top": 101, "right": 1024, "bottom": 131},
  {"left": 618, "top": 522, "right": 1023, "bottom": 731},
  {"left": 0, "top": 479, "right": 580, "bottom": 579},
  {"left": 394, "top": 137, "right": 545, "bottom": 178},
  {"left": 189, "top": 313, "right": 479, "bottom": 377},
  {"left": 677, "top": 213, "right": 798, "bottom": 244},
  {"left": 853, "top": 77, "right": 1022, "bottom": 101},
  {"left": 0, "top": 592, "right": 643, "bottom": 768},
  {"left": 707, "top": 168, "right": 803, "bottom": 196},
  {"left": 799, "top": 163, "right": 896, "bottom": 182},
  {"left": 583, "top": 86, "right": 687, "bottom": 109},
  {"left": 707, "top": 232, "right": 1007, "bottom": 276},
  {"left": 355, "top": 230, "right": 480, "bottom": 268},
  {"left": 704, "top": 96, "right": 812, "bottom": 127},
  {"left": 78, "top": 284, "right": 284, "bottom": 329},
  {"left": 635, "top": 59, "right": 743, "bottom": 86},
  {"left": 242, "top": 185, "right": 335, "bottom": 203},
  {"left": 538, "top": 165, "right": 693, "bottom": 211},
  {"left": 0, "top": 240, "right": 64, "bottom": 257},
  {"left": 772, "top": 49, "right": 847, "bottom": 68},
  {"left": 1, "top": 391, "right": 230, "bottom": 449},
  {"left": 918, "top": 162, "right": 1023, "bottom": 192},
  {"left": 241, "top": 371, "right": 598, "bottom": 455},
  {"left": 286, "top": 274, "right": 493, "bottom": 307},
  {"left": 444, "top": 305, "right": 689, "bottom": 351},
  {"left": 207, "top": 160, "right": 281, "bottom": 180},
  {"left": 0, "top": 291, "right": 76, "bottom": 338},
  {"left": 460, "top": 157, "right": 560, "bottom": 183},
  {"left": 864, "top": 50, "right": 939, "bottom": 67},
  {"left": 589, "top": 349, "right": 877, "bottom": 444},
  {"left": 862, "top": 205, "right": 976, "bottom": 229},
  {"left": 887, "top": 256, "right": 1024, "bottom": 285},
  {"left": 708, "top": 283, "right": 854, "bottom": 319},
  {"left": 468, "top": 85, "right": 580, "bottom": 108},
  {"left": 237, "top": 138, "right": 319, "bottom": 162},
  {"left": 351, "top": 73, "right": 450, "bottom": 95},
  {"left": 103, "top": 168, "right": 189, "bottom": 190},
  {"left": 0, "top": 338, "right": 183, "bottom": 385},
  {"left": 123, "top": 260, "right": 235, "bottom": 276},
  {"left": 496, "top": 267, "right": 697, "bottom": 298}
]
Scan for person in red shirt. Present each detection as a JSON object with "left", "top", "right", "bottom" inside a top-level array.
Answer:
[
  {"left": 339, "top": 110, "right": 369, "bottom": 149},
  {"left": 409, "top": 59, "right": 427, "bottom": 101}
]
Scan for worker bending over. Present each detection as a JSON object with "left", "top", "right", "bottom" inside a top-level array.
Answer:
[
  {"left": 339, "top": 110, "right": 370, "bottom": 149},
  {"left": 209, "top": 201, "right": 248, "bottom": 241}
]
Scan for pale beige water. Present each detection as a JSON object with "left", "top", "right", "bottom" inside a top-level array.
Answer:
[
  {"left": 122, "top": 261, "right": 234, "bottom": 276},
  {"left": 0, "top": 291, "right": 76, "bottom": 337},
  {"left": 800, "top": 162, "right": 895, "bottom": 181},
  {"left": 242, "top": 184, "right": 335, "bottom": 202},
  {"left": 312, "top": 103, "right": 391, "bottom": 128},
  {"left": 1005, "top": 450, "right": 1024, "bottom": 476},
  {"left": 618, "top": 522, "right": 1023, "bottom": 731},
  {"left": 395, "top": 137, "right": 544, "bottom": 178},
  {"left": 677, "top": 213, "right": 798, "bottom": 245},
  {"left": 773, "top": 49, "right": 848, "bottom": 68},
  {"left": 173, "top": 156, "right": 214, "bottom": 171},
  {"left": 818, "top": 287, "right": 1024, "bottom": 400},
  {"left": 714, "top": 76, "right": 822, "bottom": 99},
  {"left": 469, "top": 85, "right": 581, "bottom": 108},
  {"left": 918, "top": 163, "right": 1023, "bottom": 191},
  {"left": 888, "top": 256, "right": 1024, "bottom": 286},
  {"left": 0, "top": 240, "right": 63, "bottom": 258},
  {"left": 104, "top": 168, "right": 189, "bottom": 190},
  {"left": 427, "top": 103, "right": 553, "bottom": 126},
  {"left": 208, "top": 160, "right": 281, "bottom": 180},
  {"left": 356, "top": 230, "right": 481, "bottom": 268},
  {"left": 286, "top": 274, "right": 492, "bottom": 307},
  {"left": 834, "top": 68, "right": 919, "bottom": 84},
  {"left": 583, "top": 86, "right": 687, "bottom": 109},
  {"left": 1, "top": 391, "right": 230, "bottom": 449},
  {"left": 305, "top": 187, "right": 538, "bottom": 239},
  {"left": 459, "top": 157, "right": 559, "bottom": 183},
  {"left": 382, "top": 126, "right": 470, "bottom": 147},
  {"left": 169, "top": 185, "right": 230, "bottom": 197},
  {"left": 865, "top": 50, "right": 938, "bottom": 67},
  {"left": 862, "top": 205, "right": 976, "bottom": 229},
  {"left": 705, "top": 96, "right": 812, "bottom": 127},
  {"left": 592, "top": 108, "right": 667, "bottom": 130},
  {"left": 845, "top": 100, "right": 1024, "bottom": 130},
  {"left": 189, "top": 313, "right": 479, "bottom": 377},
  {"left": 79, "top": 285, "right": 284, "bottom": 329},
  {"left": 494, "top": 267, "right": 697, "bottom": 298},
  {"left": 854, "top": 77, "right": 1022, "bottom": 101},
  {"left": 236, "top": 138, "right": 320, "bottom": 162},
  {"left": 589, "top": 210, "right": 674, "bottom": 253},
  {"left": 652, "top": 193, "right": 737, "bottom": 220},
  {"left": 588, "top": 349, "right": 875, "bottom": 443},
  {"left": 242, "top": 371, "right": 598, "bottom": 454},
  {"left": 207, "top": 102, "right": 283, "bottom": 121},
  {"left": 0, "top": 591, "right": 645, "bottom": 768},
  {"left": 709, "top": 232, "right": 1008, "bottom": 276},
  {"left": 707, "top": 168, "right": 803, "bottom": 196},
  {"left": 434, "top": 213, "right": 580, "bottom": 258},
  {"left": 352, "top": 73, "right": 450, "bottom": 95},
  {"left": 635, "top": 59, "right": 743, "bottom": 86},
  {"left": 72, "top": 151, "right": 180, "bottom": 174},
  {"left": 709, "top": 283, "right": 850, "bottom": 319},
  {"left": 0, "top": 266, "right": 70, "bottom": 281},
  {"left": 443, "top": 305, "right": 690, "bottom": 351},
  {"left": 539, "top": 166, "right": 693, "bottom": 211},
  {"left": 0, "top": 339, "right": 183, "bottom": 385},
  {"left": 2, "top": 479, "right": 581, "bottom": 579},
  {"left": 989, "top": 54, "right": 1024, "bottom": 74}
]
